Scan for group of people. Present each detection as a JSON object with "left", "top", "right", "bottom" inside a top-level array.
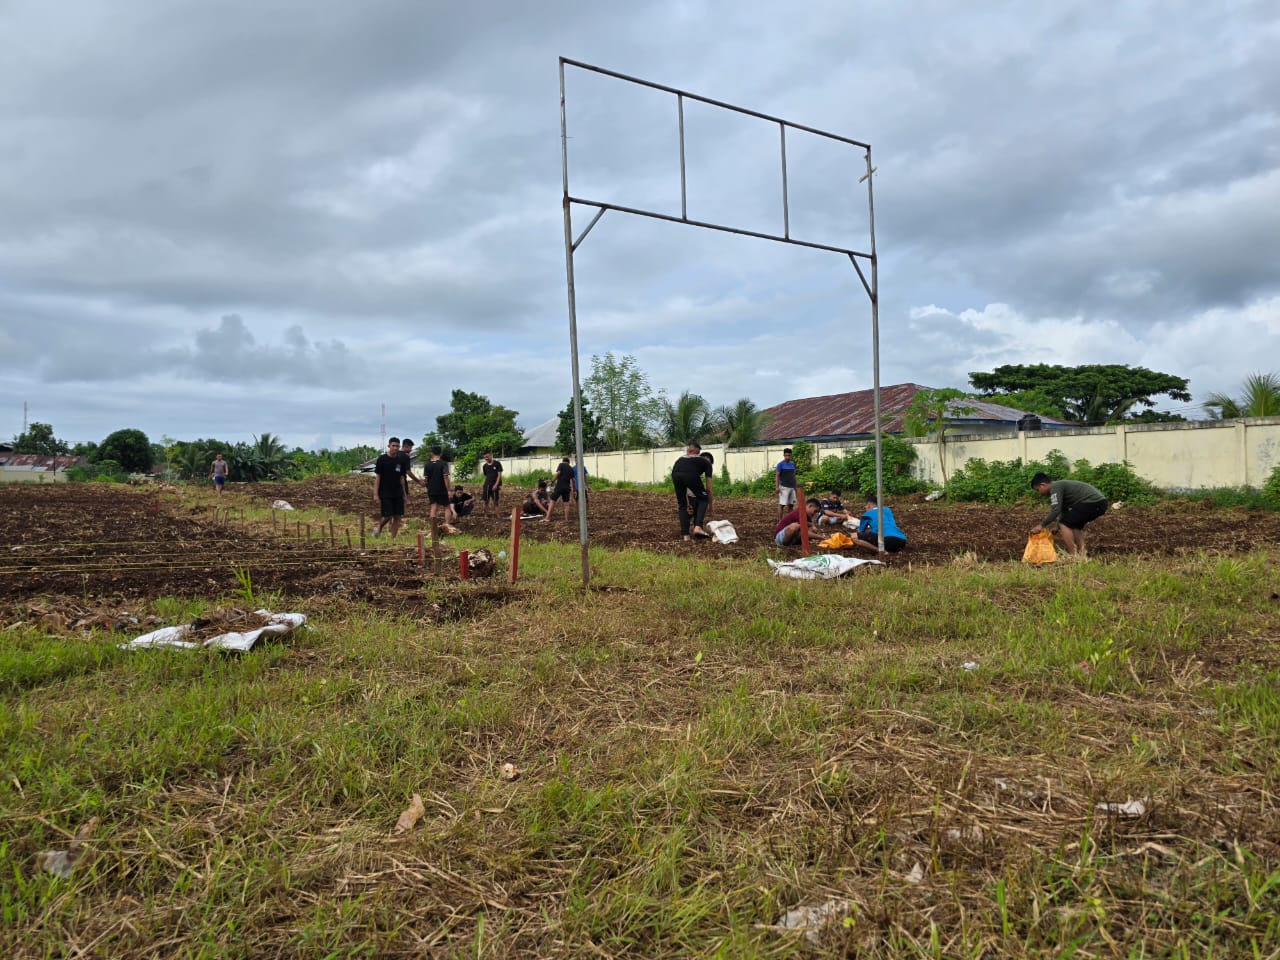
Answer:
[
  {"left": 520, "top": 456, "right": 589, "bottom": 522},
  {"left": 371, "top": 440, "right": 506, "bottom": 540}
]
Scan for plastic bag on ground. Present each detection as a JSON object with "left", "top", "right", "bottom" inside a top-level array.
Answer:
[
  {"left": 706, "top": 519, "right": 738, "bottom": 544},
  {"left": 768, "top": 555, "right": 882, "bottom": 579},
  {"left": 1022, "top": 531, "right": 1057, "bottom": 565},
  {"left": 121, "top": 611, "right": 307, "bottom": 652}
]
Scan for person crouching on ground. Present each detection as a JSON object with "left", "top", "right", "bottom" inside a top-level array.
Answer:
[
  {"left": 852, "top": 496, "right": 907, "bottom": 553},
  {"left": 816, "top": 488, "right": 853, "bottom": 526},
  {"left": 522, "top": 480, "right": 552, "bottom": 521},
  {"left": 774, "top": 499, "right": 819, "bottom": 546},
  {"left": 449, "top": 485, "right": 474, "bottom": 520},
  {"left": 1030, "top": 472, "right": 1107, "bottom": 558}
]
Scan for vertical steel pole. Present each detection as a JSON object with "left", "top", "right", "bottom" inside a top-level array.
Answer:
[
  {"left": 678, "top": 94, "right": 687, "bottom": 221},
  {"left": 560, "top": 59, "right": 591, "bottom": 589},
  {"left": 865, "top": 149, "right": 884, "bottom": 552},
  {"left": 780, "top": 123, "right": 790, "bottom": 240}
]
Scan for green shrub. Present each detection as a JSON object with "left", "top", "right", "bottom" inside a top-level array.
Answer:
[
  {"left": 946, "top": 450, "right": 1157, "bottom": 505},
  {"left": 1263, "top": 465, "right": 1280, "bottom": 508},
  {"left": 1168, "top": 487, "right": 1277, "bottom": 510},
  {"left": 806, "top": 437, "right": 921, "bottom": 498}
]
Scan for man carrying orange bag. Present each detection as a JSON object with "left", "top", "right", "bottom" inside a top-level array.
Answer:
[{"left": 1029, "top": 472, "right": 1108, "bottom": 559}]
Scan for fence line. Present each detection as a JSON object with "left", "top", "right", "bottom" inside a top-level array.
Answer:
[{"left": 502, "top": 417, "right": 1280, "bottom": 491}]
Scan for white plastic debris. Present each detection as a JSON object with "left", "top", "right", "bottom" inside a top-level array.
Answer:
[
  {"left": 272, "top": 499, "right": 295, "bottom": 511},
  {"left": 706, "top": 519, "right": 739, "bottom": 544},
  {"left": 768, "top": 555, "right": 882, "bottom": 580},
  {"left": 500, "top": 762, "right": 521, "bottom": 781},
  {"left": 925, "top": 490, "right": 945, "bottom": 501},
  {"left": 121, "top": 611, "right": 307, "bottom": 652},
  {"left": 771, "top": 900, "right": 851, "bottom": 943},
  {"left": 39, "top": 817, "right": 98, "bottom": 878},
  {"left": 1096, "top": 798, "right": 1149, "bottom": 817},
  {"left": 903, "top": 862, "right": 925, "bottom": 884},
  {"left": 961, "top": 661, "right": 980, "bottom": 671}
]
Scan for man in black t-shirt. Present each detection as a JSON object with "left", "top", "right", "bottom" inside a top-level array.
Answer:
[
  {"left": 481, "top": 451, "right": 503, "bottom": 517},
  {"left": 672, "top": 442, "right": 714, "bottom": 541},
  {"left": 549, "top": 456, "right": 574, "bottom": 521},
  {"left": 421, "top": 445, "right": 452, "bottom": 525},
  {"left": 399, "top": 438, "right": 423, "bottom": 499},
  {"left": 372, "top": 437, "right": 406, "bottom": 539}
]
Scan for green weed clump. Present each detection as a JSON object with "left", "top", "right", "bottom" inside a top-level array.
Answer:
[
  {"left": 947, "top": 449, "right": 1158, "bottom": 505},
  {"left": 1264, "top": 464, "right": 1280, "bottom": 508},
  {"left": 807, "top": 436, "right": 922, "bottom": 498}
]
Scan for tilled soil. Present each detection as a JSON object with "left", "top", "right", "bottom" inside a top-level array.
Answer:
[{"left": 3, "top": 479, "right": 1280, "bottom": 611}]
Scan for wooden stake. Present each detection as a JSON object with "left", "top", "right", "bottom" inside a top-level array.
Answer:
[
  {"left": 359, "top": 515, "right": 365, "bottom": 549},
  {"left": 509, "top": 507, "right": 521, "bottom": 583}
]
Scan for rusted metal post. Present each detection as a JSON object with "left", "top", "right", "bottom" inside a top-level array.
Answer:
[
  {"left": 798, "top": 486, "right": 810, "bottom": 557},
  {"left": 509, "top": 507, "right": 521, "bottom": 583},
  {"left": 459, "top": 550, "right": 470, "bottom": 580}
]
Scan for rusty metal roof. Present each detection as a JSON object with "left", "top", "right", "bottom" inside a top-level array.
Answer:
[
  {"left": 0, "top": 454, "right": 87, "bottom": 471},
  {"left": 759, "top": 384, "right": 1072, "bottom": 442}
]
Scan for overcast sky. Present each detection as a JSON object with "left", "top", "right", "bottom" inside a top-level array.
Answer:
[{"left": 2, "top": 0, "right": 1277, "bottom": 451}]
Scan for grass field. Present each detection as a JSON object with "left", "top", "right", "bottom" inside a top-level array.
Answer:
[{"left": 4, "top": 509, "right": 1280, "bottom": 957}]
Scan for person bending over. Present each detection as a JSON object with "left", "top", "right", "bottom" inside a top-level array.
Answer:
[
  {"left": 1030, "top": 472, "right": 1107, "bottom": 558},
  {"left": 774, "top": 499, "right": 819, "bottom": 546},
  {"left": 852, "top": 497, "right": 907, "bottom": 554}
]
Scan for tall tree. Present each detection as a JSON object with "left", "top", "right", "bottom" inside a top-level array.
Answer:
[
  {"left": 555, "top": 398, "right": 603, "bottom": 456},
  {"left": 903, "top": 388, "right": 976, "bottom": 487},
  {"left": 581, "top": 352, "right": 662, "bottom": 450},
  {"left": 1202, "top": 372, "right": 1280, "bottom": 419},
  {"left": 95, "top": 429, "right": 152, "bottom": 473},
  {"left": 712, "top": 398, "right": 768, "bottom": 448},
  {"left": 436, "top": 390, "right": 519, "bottom": 451},
  {"left": 12, "top": 422, "right": 69, "bottom": 455},
  {"left": 969, "top": 364, "right": 1191, "bottom": 425},
  {"left": 658, "top": 390, "right": 713, "bottom": 446}
]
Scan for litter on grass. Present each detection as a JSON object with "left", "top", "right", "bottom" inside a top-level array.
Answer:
[
  {"left": 393, "top": 794, "right": 425, "bottom": 835},
  {"left": 272, "top": 499, "right": 295, "bottom": 511},
  {"left": 39, "top": 817, "right": 98, "bottom": 878},
  {"left": 768, "top": 555, "right": 882, "bottom": 579},
  {"left": 767, "top": 899, "right": 852, "bottom": 943},
  {"left": 121, "top": 610, "right": 307, "bottom": 652},
  {"left": 1096, "top": 798, "right": 1150, "bottom": 817},
  {"left": 706, "top": 519, "right": 738, "bottom": 544}
]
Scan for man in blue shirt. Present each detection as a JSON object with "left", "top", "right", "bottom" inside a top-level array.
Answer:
[
  {"left": 775, "top": 448, "right": 797, "bottom": 519},
  {"left": 853, "top": 497, "right": 907, "bottom": 553}
]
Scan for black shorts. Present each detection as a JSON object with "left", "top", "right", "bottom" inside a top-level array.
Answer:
[
  {"left": 482, "top": 482, "right": 500, "bottom": 504},
  {"left": 858, "top": 533, "right": 906, "bottom": 553},
  {"left": 428, "top": 493, "right": 450, "bottom": 507},
  {"left": 1060, "top": 499, "right": 1108, "bottom": 529},
  {"left": 379, "top": 495, "right": 405, "bottom": 518},
  {"left": 551, "top": 485, "right": 572, "bottom": 503}
]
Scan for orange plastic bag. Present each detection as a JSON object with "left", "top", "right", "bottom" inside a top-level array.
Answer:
[
  {"left": 1022, "top": 530, "right": 1057, "bottom": 565},
  {"left": 818, "top": 532, "right": 855, "bottom": 549}
]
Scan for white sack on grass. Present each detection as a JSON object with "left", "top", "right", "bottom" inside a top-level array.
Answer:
[
  {"left": 121, "top": 611, "right": 307, "bottom": 652},
  {"left": 767, "top": 555, "right": 883, "bottom": 580},
  {"left": 706, "top": 519, "right": 738, "bottom": 544},
  {"left": 272, "top": 499, "right": 295, "bottom": 511}
]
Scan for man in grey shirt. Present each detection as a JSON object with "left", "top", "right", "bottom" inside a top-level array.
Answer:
[{"left": 1030, "top": 472, "right": 1108, "bottom": 558}]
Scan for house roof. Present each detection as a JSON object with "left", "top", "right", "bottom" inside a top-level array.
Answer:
[
  {"left": 0, "top": 454, "right": 87, "bottom": 471},
  {"left": 759, "top": 383, "right": 1072, "bottom": 442},
  {"left": 521, "top": 417, "right": 559, "bottom": 449}
]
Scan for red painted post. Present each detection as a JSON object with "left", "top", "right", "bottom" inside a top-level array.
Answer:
[
  {"left": 459, "top": 550, "right": 470, "bottom": 580},
  {"left": 798, "top": 486, "right": 810, "bottom": 557},
  {"left": 509, "top": 507, "right": 521, "bottom": 583}
]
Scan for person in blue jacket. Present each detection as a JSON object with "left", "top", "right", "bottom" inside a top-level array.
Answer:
[{"left": 853, "top": 496, "right": 906, "bottom": 553}]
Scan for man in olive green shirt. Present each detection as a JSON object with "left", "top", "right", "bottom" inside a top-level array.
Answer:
[{"left": 1030, "top": 472, "right": 1108, "bottom": 558}]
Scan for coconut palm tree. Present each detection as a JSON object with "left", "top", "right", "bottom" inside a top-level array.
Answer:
[
  {"left": 1202, "top": 373, "right": 1280, "bottom": 420},
  {"left": 658, "top": 391, "right": 713, "bottom": 446},
  {"left": 712, "top": 398, "right": 768, "bottom": 448}
]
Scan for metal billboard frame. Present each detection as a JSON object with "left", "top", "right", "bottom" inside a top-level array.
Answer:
[{"left": 560, "top": 56, "right": 883, "bottom": 586}]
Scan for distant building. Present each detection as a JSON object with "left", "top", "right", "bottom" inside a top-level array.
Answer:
[
  {"left": 759, "top": 383, "right": 1072, "bottom": 444},
  {"left": 0, "top": 453, "right": 88, "bottom": 483},
  {"left": 519, "top": 417, "right": 560, "bottom": 456}
]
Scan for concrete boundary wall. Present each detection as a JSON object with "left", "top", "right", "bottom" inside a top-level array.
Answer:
[{"left": 499, "top": 417, "right": 1280, "bottom": 490}]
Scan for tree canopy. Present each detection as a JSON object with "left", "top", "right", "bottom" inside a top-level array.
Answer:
[
  {"left": 436, "top": 390, "right": 520, "bottom": 452},
  {"left": 712, "top": 398, "right": 768, "bottom": 448},
  {"left": 582, "top": 353, "right": 663, "bottom": 450},
  {"left": 555, "top": 398, "right": 602, "bottom": 456},
  {"left": 95, "top": 429, "right": 153, "bottom": 473},
  {"left": 658, "top": 391, "right": 713, "bottom": 446},
  {"left": 12, "top": 422, "right": 69, "bottom": 456},
  {"left": 968, "top": 364, "right": 1191, "bottom": 425}
]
